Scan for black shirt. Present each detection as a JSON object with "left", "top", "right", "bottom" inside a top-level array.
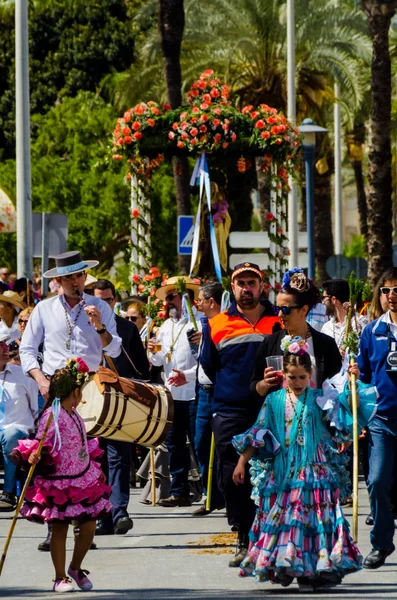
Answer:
[{"left": 111, "top": 315, "right": 150, "bottom": 380}]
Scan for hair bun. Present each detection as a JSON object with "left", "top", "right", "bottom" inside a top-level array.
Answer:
[{"left": 289, "top": 272, "right": 310, "bottom": 293}]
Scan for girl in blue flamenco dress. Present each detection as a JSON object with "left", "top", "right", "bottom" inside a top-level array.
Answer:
[{"left": 232, "top": 337, "right": 376, "bottom": 592}]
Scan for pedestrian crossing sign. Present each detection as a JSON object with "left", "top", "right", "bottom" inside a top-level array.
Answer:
[{"left": 178, "top": 215, "right": 194, "bottom": 255}]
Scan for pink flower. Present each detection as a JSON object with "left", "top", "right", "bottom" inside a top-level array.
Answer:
[
  {"left": 289, "top": 342, "right": 300, "bottom": 354},
  {"left": 76, "top": 358, "right": 89, "bottom": 373}
]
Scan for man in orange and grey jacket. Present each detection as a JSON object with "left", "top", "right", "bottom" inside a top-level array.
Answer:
[{"left": 200, "top": 262, "right": 279, "bottom": 567}]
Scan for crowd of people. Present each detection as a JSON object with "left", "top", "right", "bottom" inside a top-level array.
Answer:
[{"left": 1, "top": 250, "right": 397, "bottom": 592}]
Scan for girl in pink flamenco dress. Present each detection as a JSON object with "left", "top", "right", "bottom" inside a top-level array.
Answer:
[{"left": 12, "top": 358, "right": 112, "bottom": 593}]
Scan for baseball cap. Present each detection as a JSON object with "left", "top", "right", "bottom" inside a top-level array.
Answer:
[{"left": 231, "top": 262, "right": 263, "bottom": 281}]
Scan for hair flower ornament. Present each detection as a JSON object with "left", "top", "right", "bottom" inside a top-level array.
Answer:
[
  {"left": 281, "top": 335, "right": 309, "bottom": 356},
  {"left": 282, "top": 267, "right": 304, "bottom": 288}
]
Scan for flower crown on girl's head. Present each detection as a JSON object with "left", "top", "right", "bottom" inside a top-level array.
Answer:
[
  {"left": 65, "top": 357, "right": 90, "bottom": 384},
  {"left": 281, "top": 335, "right": 309, "bottom": 356},
  {"left": 51, "top": 357, "right": 90, "bottom": 399}
]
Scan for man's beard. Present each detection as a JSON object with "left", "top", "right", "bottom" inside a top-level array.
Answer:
[
  {"left": 169, "top": 306, "right": 179, "bottom": 319},
  {"left": 325, "top": 303, "right": 335, "bottom": 318},
  {"left": 236, "top": 293, "right": 258, "bottom": 310}
]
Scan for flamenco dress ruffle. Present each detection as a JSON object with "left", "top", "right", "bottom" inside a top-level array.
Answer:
[
  {"left": 13, "top": 437, "right": 112, "bottom": 523},
  {"left": 232, "top": 392, "right": 363, "bottom": 585}
]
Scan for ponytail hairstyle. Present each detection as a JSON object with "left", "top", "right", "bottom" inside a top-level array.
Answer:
[{"left": 280, "top": 267, "right": 320, "bottom": 313}]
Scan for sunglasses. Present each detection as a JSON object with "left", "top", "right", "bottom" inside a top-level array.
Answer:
[
  {"left": 125, "top": 316, "right": 138, "bottom": 322},
  {"left": 18, "top": 319, "right": 29, "bottom": 324},
  {"left": 165, "top": 293, "right": 178, "bottom": 302},
  {"left": 380, "top": 287, "right": 397, "bottom": 295},
  {"left": 101, "top": 297, "right": 114, "bottom": 304},
  {"left": 274, "top": 305, "right": 303, "bottom": 316}
]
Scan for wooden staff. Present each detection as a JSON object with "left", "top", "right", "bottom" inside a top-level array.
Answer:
[
  {"left": 349, "top": 355, "right": 359, "bottom": 543},
  {"left": 0, "top": 412, "right": 53, "bottom": 576},
  {"left": 150, "top": 448, "right": 157, "bottom": 506},
  {"left": 205, "top": 433, "right": 215, "bottom": 511}
]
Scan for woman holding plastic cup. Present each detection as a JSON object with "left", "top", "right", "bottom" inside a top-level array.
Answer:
[{"left": 251, "top": 268, "right": 342, "bottom": 397}]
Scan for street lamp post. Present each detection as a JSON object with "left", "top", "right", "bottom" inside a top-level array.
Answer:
[{"left": 298, "top": 119, "right": 328, "bottom": 280}]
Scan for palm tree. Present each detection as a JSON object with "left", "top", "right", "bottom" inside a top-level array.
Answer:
[
  {"left": 158, "top": 0, "right": 191, "bottom": 274},
  {"left": 360, "top": 0, "right": 397, "bottom": 286}
]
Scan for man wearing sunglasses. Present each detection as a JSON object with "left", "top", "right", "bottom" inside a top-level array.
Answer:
[
  {"left": 200, "top": 262, "right": 279, "bottom": 567},
  {"left": 358, "top": 267, "right": 397, "bottom": 570}
]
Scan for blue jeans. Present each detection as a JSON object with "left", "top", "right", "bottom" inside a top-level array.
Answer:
[
  {"left": 194, "top": 386, "right": 224, "bottom": 508},
  {"left": 97, "top": 438, "right": 132, "bottom": 530},
  {"left": 0, "top": 425, "right": 28, "bottom": 494},
  {"left": 166, "top": 399, "right": 196, "bottom": 497},
  {"left": 367, "top": 415, "right": 397, "bottom": 550}
]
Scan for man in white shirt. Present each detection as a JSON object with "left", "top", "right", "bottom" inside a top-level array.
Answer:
[
  {"left": 148, "top": 276, "right": 200, "bottom": 507},
  {"left": 0, "top": 291, "right": 25, "bottom": 344},
  {"left": 0, "top": 336, "right": 39, "bottom": 510},
  {"left": 321, "top": 279, "right": 367, "bottom": 354},
  {"left": 20, "top": 251, "right": 121, "bottom": 400}
]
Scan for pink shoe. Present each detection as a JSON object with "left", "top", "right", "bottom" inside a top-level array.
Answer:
[
  {"left": 67, "top": 565, "right": 93, "bottom": 591},
  {"left": 52, "top": 577, "right": 74, "bottom": 593}
]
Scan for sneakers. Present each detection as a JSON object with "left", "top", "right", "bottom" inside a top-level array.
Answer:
[
  {"left": 0, "top": 492, "right": 16, "bottom": 511},
  {"left": 228, "top": 532, "right": 249, "bottom": 568},
  {"left": 53, "top": 577, "right": 74, "bottom": 593},
  {"left": 158, "top": 495, "right": 192, "bottom": 507},
  {"left": 191, "top": 503, "right": 225, "bottom": 517},
  {"left": 67, "top": 565, "right": 93, "bottom": 591}
]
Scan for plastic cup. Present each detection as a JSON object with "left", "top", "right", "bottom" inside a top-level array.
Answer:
[
  {"left": 266, "top": 356, "right": 283, "bottom": 371},
  {"left": 266, "top": 356, "right": 284, "bottom": 383},
  {"left": 151, "top": 337, "right": 162, "bottom": 353}
]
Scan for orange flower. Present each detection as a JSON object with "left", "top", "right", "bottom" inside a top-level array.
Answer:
[
  {"left": 255, "top": 120, "right": 265, "bottom": 129},
  {"left": 132, "top": 208, "right": 140, "bottom": 219},
  {"left": 134, "top": 131, "right": 143, "bottom": 140},
  {"left": 122, "top": 126, "right": 131, "bottom": 135},
  {"left": 261, "top": 131, "right": 270, "bottom": 140},
  {"left": 147, "top": 118, "right": 155, "bottom": 127},
  {"left": 132, "top": 121, "right": 141, "bottom": 131},
  {"left": 113, "top": 154, "right": 123, "bottom": 160},
  {"left": 131, "top": 274, "right": 140, "bottom": 283}
]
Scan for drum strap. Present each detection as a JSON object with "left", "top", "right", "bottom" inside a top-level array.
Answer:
[{"left": 104, "top": 346, "right": 147, "bottom": 380}]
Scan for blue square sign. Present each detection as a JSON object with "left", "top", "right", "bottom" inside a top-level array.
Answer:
[{"left": 178, "top": 215, "right": 194, "bottom": 255}]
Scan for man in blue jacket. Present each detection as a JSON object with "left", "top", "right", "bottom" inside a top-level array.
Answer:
[{"left": 358, "top": 267, "right": 397, "bottom": 569}]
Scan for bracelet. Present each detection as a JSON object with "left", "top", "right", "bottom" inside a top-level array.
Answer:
[{"left": 95, "top": 324, "right": 107, "bottom": 335}]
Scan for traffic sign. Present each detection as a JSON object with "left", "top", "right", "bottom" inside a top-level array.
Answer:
[
  {"left": 325, "top": 255, "right": 352, "bottom": 279},
  {"left": 229, "top": 252, "right": 308, "bottom": 270},
  {"left": 178, "top": 215, "right": 194, "bottom": 255},
  {"left": 32, "top": 212, "right": 68, "bottom": 258}
]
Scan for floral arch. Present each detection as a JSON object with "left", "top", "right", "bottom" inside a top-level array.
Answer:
[{"left": 112, "top": 69, "right": 302, "bottom": 293}]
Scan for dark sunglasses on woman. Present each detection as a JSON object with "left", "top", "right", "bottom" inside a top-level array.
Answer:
[
  {"left": 125, "top": 316, "right": 137, "bottom": 322},
  {"left": 274, "top": 305, "right": 302, "bottom": 316}
]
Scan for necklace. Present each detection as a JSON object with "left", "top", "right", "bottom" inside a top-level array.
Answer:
[
  {"left": 61, "top": 296, "right": 84, "bottom": 351},
  {"left": 287, "top": 386, "right": 308, "bottom": 446},
  {"left": 166, "top": 320, "right": 188, "bottom": 363},
  {"left": 68, "top": 409, "right": 87, "bottom": 461}
]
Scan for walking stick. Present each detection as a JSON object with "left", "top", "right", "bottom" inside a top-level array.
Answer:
[
  {"left": 349, "top": 354, "right": 359, "bottom": 543},
  {"left": 0, "top": 412, "right": 53, "bottom": 576},
  {"left": 205, "top": 433, "right": 215, "bottom": 511},
  {"left": 150, "top": 448, "right": 157, "bottom": 506}
]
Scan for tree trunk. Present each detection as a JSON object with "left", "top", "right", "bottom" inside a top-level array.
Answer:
[
  {"left": 352, "top": 160, "right": 368, "bottom": 243},
  {"left": 159, "top": 0, "right": 191, "bottom": 273},
  {"left": 360, "top": 0, "right": 397, "bottom": 286},
  {"left": 314, "top": 168, "right": 334, "bottom": 284}
]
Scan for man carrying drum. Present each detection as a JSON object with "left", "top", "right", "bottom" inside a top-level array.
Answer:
[
  {"left": 20, "top": 251, "right": 122, "bottom": 550},
  {"left": 93, "top": 279, "right": 150, "bottom": 536}
]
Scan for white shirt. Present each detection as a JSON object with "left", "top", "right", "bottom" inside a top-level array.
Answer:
[
  {"left": 149, "top": 314, "right": 201, "bottom": 400},
  {"left": 0, "top": 315, "right": 20, "bottom": 343},
  {"left": 20, "top": 293, "right": 122, "bottom": 376},
  {"left": 321, "top": 314, "right": 368, "bottom": 349},
  {"left": 0, "top": 363, "right": 39, "bottom": 433}
]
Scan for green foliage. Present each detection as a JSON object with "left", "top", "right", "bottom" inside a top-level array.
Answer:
[
  {"left": 0, "top": 91, "right": 131, "bottom": 268},
  {"left": 0, "top": 0, "right": 136, "bottom": 158},
  {"left": 343, "top": 233, "right": 367, "bottom": 258}
]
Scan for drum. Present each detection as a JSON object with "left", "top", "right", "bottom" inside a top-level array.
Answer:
[{"left": 77, "top": 367, "right": 174, "bottom": 447}]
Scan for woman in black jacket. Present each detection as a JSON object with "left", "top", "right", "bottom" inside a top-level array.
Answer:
[{"left": 251, "top": 269, "right": 341, "bottom": 399}]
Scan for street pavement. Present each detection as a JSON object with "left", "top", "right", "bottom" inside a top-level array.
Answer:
[{"left": 0, "top": 481, "right": 396, "bottom": 599}]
